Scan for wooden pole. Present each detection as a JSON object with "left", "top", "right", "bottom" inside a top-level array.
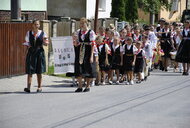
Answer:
[{"left": 94, "top": 0, "right": 99, "bottom": 33}]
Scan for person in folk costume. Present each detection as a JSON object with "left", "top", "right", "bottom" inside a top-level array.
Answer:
[
  {"left": 175, "top": 20, "right": 190, "bottom": 75},
  {"left": 109, "top": 23, "right": 120, "bottom": 37},
  {"left": 110, "top": 36, "right": 123, "bottom": 84},
  {"left": 119, "top": 28, "right": 127, "bottom": 45},
  {"left": 144, "top": 26, "right": 158, "bottom": 71},
  {"left": 122, "top": 37, "right": 138, "bottom": 85},
  {"left": 141, "top": 34, "right": 152, "bottom": 81},
  {"left": 97, "top": 26, "right": 106, "bottom": 39},
  {"left": 73, "top": 17, "right": 97, "bottom": 92},
  {"left": 134, "top": 41, "right": 146, "bottom": 83},
  {"left": 156, "top": 18, "right": 166, "bottom": 37},
  {"left": 24, "top": 20, "right": 49, "bottom": 93},
  {"left": 104, "top": 29, "right": 114, "bottom": 84},
  {"left": 96, "top": 36, "right": 111, "bottom": 85},
  {"left": 173, "top": 27, "right": 183, "bottom": 72},
  {"left": 119, "top": 28, "right": 127, "bottom": 82},
  {"left": 160, "top": 22, "right": 175, "bottom": 72},
  {"left": 91, "top": 38, "right": 99, "bottom": 86},
  {"left": 132, "top": 26, "right": 142, "bottom": 42}
]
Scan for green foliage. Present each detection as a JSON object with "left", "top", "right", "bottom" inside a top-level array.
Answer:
[
  {"left": 137, "top": 0, "right": 171, "bottom": 14},
  {"left": 125, "top": 0, "right": 138, "bottom": 23},
  {"left": 111, "top": 0, "right": 126, "bottom": 21}
]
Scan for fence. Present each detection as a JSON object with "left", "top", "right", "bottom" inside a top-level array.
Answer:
[{"left": 0, "top": 23, "right": 32, "bottom": 77}]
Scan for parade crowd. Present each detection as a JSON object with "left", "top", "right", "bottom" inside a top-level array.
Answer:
[
  {"left": 72, "top": 18, "right": 190, "bottom": 92},
  {"left": 23, "top": 18, "right": 190, "bottom": 93}
]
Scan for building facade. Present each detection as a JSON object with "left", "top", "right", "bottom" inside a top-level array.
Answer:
[
  {"left": 0, "top": 0, "right": 47, "bottom": 21},
  {"left": 47, "top": 0, "right": 112, "bottom": 20}
]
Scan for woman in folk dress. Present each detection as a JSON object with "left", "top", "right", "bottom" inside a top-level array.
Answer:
[
  {"left": 73, "top": 18, "right": 97, "bottom": 92},
  {"left": 24, "top": 20, "right": 49, "bottom": 93}
]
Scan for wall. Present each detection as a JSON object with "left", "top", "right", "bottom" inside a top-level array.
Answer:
[
  {"left": 159, "top": 0, "right": 186, "bottom": 22},
  {"left": 0, "top": 11, "right": 46, "bottom": 21},
  {"left": 47, "top": 0, "right": 86, "bottom": 18},
  {"left": 0, "top": 0, "right": 47, "bottom": 11},
  {"left": 138, "top": 8, "right": 150, "bottom": 23},
  {"left": 86, "top": 0, "right": 111, "bottom": 19}
]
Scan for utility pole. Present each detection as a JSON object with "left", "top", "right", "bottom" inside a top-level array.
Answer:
[
  {"left": 11, "top": 0, "right": 21, "bottom": 20},
  {"left": 94, "top": 0, "right": 99, "bottom": 33}
]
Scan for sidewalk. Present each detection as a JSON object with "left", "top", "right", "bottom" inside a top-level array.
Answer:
[{"left": 0, "top": 75, "right": 73, "bottom": 94}]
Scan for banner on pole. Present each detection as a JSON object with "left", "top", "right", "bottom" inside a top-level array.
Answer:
[{"left": 51, "top": 36, "right": 75, "bottom": 74}]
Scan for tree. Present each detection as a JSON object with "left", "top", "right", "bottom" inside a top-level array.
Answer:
[
  {"left": 125, "top": 0, "right": 138, "bottom": 23},
  {"left": 137, "top": 0, "right": 171, "bottom": 24},
  {"left": 110, "top": 0, "right": 126, "bottom": 21}
]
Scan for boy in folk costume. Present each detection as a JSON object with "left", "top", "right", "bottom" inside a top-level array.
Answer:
[
  {"left": 141, "top": 34, "right": 152, "bottom": 80},
  {"left": 97, "top": 36, "right": 111, "bottom": 85},
  {"left": 110, "top": 36, "right": 123, "bottom": 84},
  {"left": 73, "top": 18, "right": 97, "bottom": 92},
  {"left": 144, "top": 26, "right": 158, "bottom": 70},
  {"left": 134, "top": 41, "right": 146, "bottom": 83},
  {"left": 122, "top": 37, "right": 137, "bottom": 85}
]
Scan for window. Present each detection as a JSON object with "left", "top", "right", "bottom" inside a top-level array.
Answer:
[{"left": 99, "top": 0, "right": 106, "bottom": 11}]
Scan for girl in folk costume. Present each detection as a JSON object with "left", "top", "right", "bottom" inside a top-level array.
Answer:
[
  {"left": 175, "top": 20, "right": 190, "bottom": 75},
  {"left": 141, "top": 34, "right": 152, "bottom": 80},
  {"left": 160, "top": 22, "right": 175, "bottom": 72},
  {"left": 97, "top": 26, "right": 106, "bottom": 39},
  {"left": 104, "top": 29, "right": 114, "bottom": 84},
  {"left": 173, "top": 27, "right": 183, "bottom": 72},
  {"left": 24, "top": 20, "right": 49, "bottom": 93},
  {"left": 119, "top": 28, "right": 127, "bottom": 82},
  {"left": 97, "top": 36, "right": 111, "bottom": 85},
  {"left": 110, "top": 36, "right": 123, "bottom": 84},
  {"left": 122, "top": 37, "right": 137, "bottom": 85},
  {"left": 134, "top": 41, "right": 146, "bottom": 83},
  {"left": 132, "top": 27, "right": 142, "bottom": 41},
  {"left": 119, "top": 28, "right": 127, "bottom": 45},
  {"left": 73, "top": 17, "right": 97, "bottom": 92}
]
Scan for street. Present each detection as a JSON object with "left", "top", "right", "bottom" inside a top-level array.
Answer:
[{"left": 0, "top": 69, "right": 190, "bottom": 128}]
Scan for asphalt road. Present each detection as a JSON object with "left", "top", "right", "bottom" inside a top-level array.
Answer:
[{"left": 0, "top": 70, "right": 190, "bottom": 128}]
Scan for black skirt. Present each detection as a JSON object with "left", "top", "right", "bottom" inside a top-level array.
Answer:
[
  {"left": 74, "top": 45, "right": 97, "bottom": 78},
  {"left": 175, "top": 39, "right": 190, "bottom": 63},
  {"left": 26, "top": 47, "right": 46, "bottom": 74},
  {"left": 123, "top": 55, "right": 134, "bottom": 71},
  {"left": 160, "top": 40, "right": 173, "bottom": 58},
  {"left": 134, "top": 58, "right": 144, "bottom": 73}
]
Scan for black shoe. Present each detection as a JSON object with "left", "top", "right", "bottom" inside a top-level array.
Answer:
[
  {"left": 37, "top": 88, "right": 42, "bottom": 93},
  {"left": 182, "top": 72, "right": 186, "bottom": 75},
  {"left": 165, "top": 69, "right": 168, "bottom": 72},
  {"left": 75, "top": 88, "right": 83, "bottom": 92},
  {"left": 144, "top": 76, "right": 147, "bottom": 81},
  {"left": 24, "top": 88, "right": 30, "bottom": 93},
  {"left": 83, "top": 88, "right": 90, "bottom": 92},
  {"left": 185, "top": 72, "right": 189, "bottom": 76}
]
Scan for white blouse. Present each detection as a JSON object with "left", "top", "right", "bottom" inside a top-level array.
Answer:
[
  {"left": 122, "top": 44, "right": 138, "bottom": 54},
  {"left": 112, "top": 44, "right": 123, "bottom": 52},
  {"left": 76, "top": 29, "right": 96, "bottom": 44},
  {"left": 25, "top": 30, "right": 47, "bottom": 42}
]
